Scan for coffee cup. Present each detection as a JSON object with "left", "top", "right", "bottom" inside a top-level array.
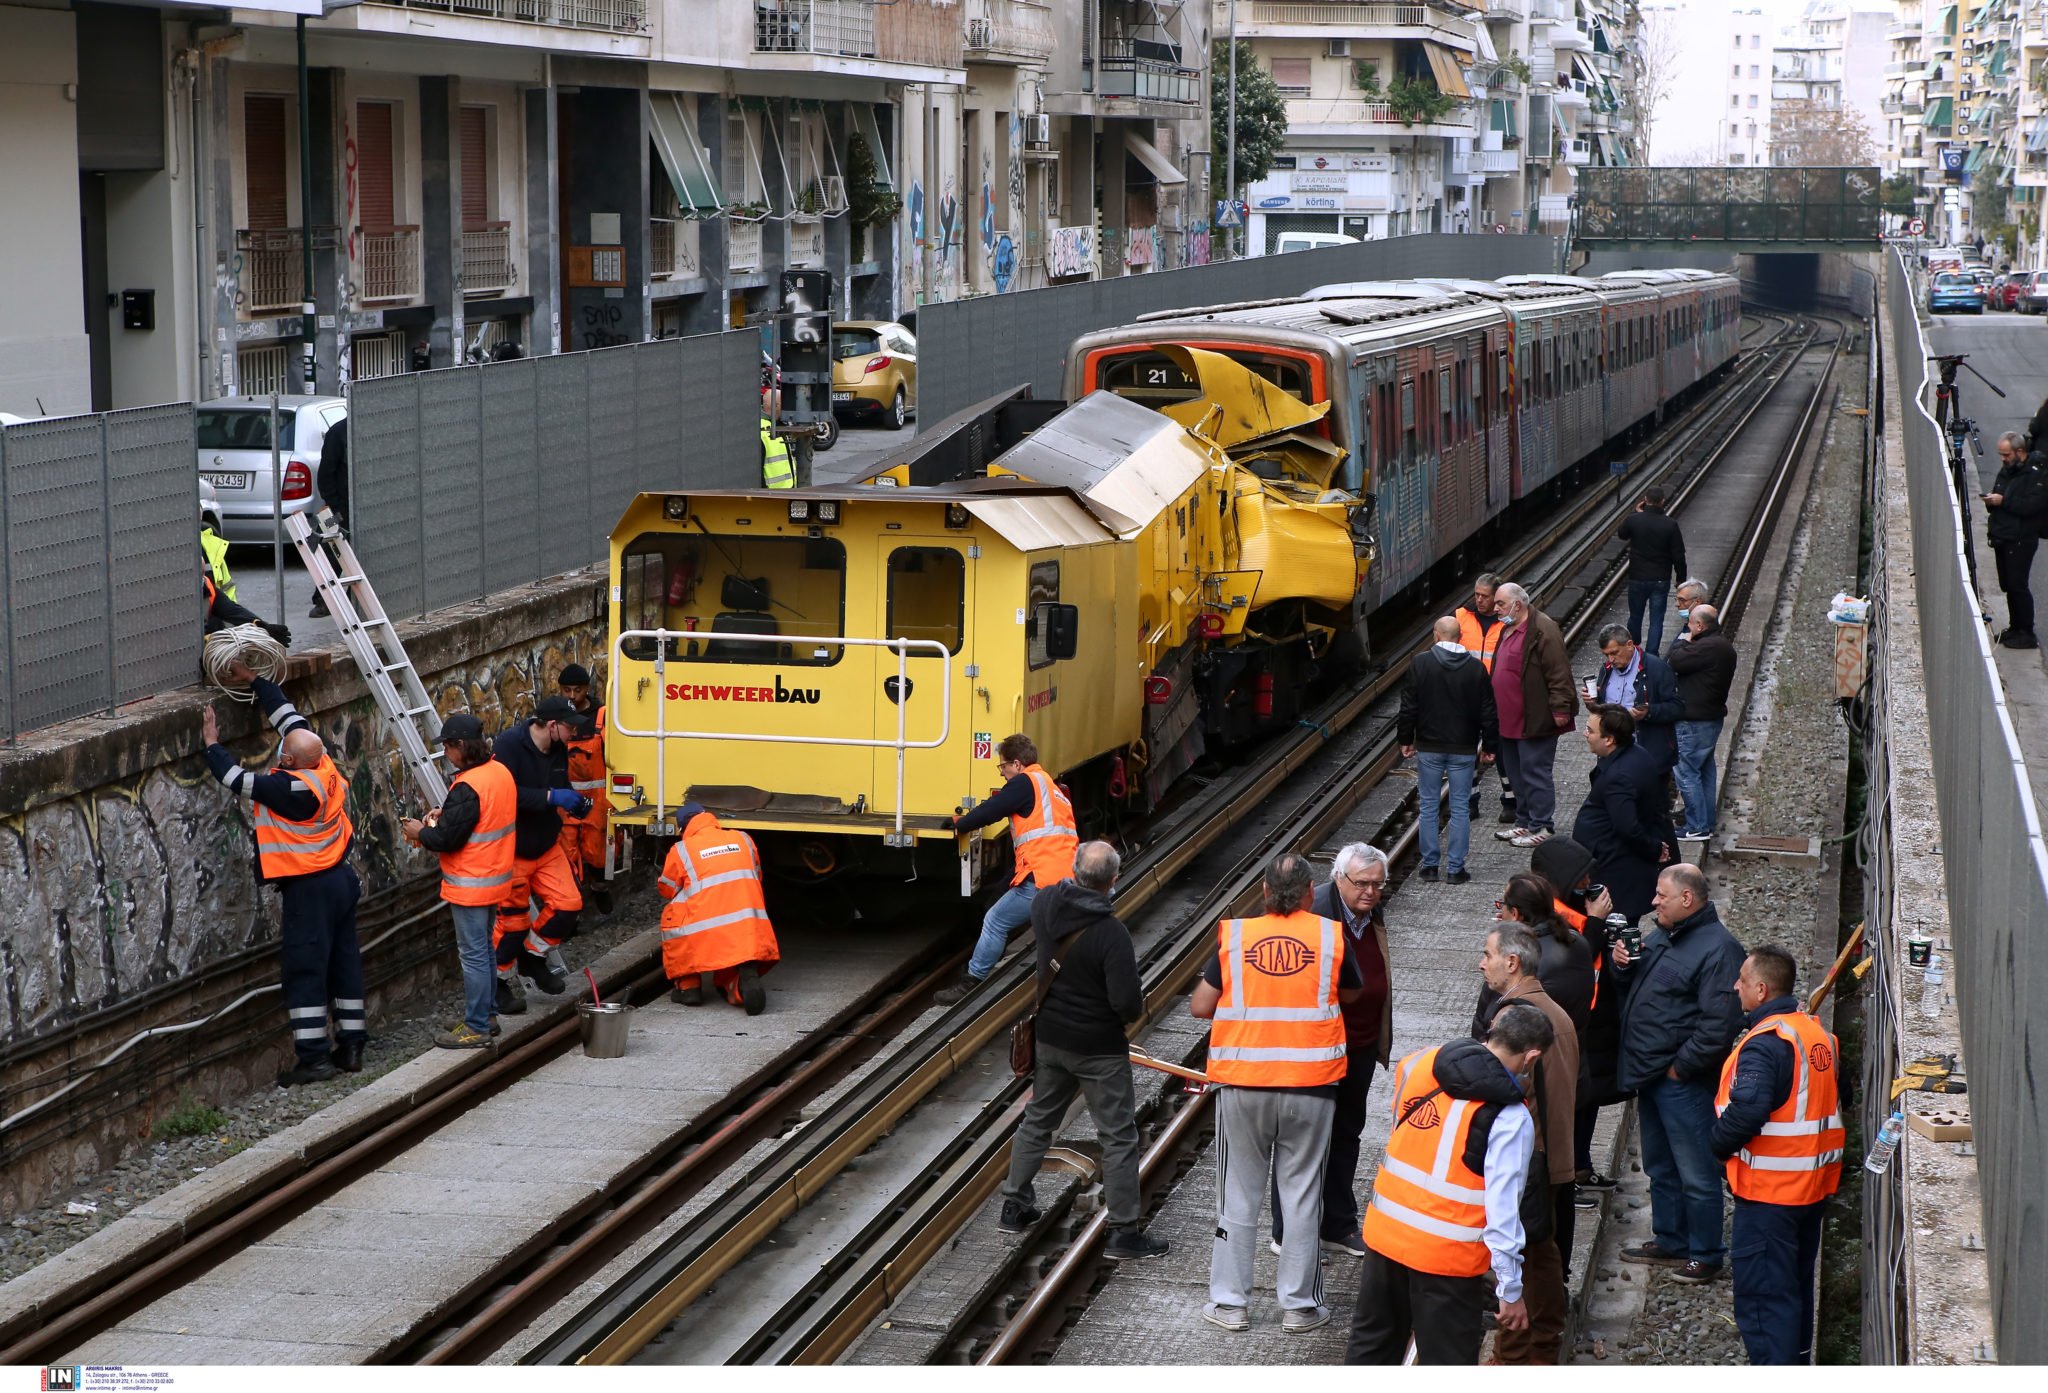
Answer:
[{"left": 1907, "top": 935, "right": 1932, "bottom": 968}]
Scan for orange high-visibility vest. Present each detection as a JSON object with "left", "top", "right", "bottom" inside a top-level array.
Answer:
[
  {"left": 439, "top": 759, "right": 518, "bottom": 906},
  {"left": 1009, "top": 763, "right": 1078, "bottom": 888},
  {"left": 1457, "top": 607, "right": 1502, "bottom": 672},
  {"left": 658, "top": 811, "right": 780, "bottom": 979},
  {"left": 1207, "top": 911, "right": 1347, "bottom": 1089},
  {"left": 254, "top": 756, "right": 352, "bottom": 879},
  {"left": 1714, "top": 1010, "right": 1845, "bottom": 1206},
  {"left": 1362, "top": 1046, "right": 1508, "bottom": 1277},
  {"left": 563, "top": 704, "right": 608, "bottom": 829}
]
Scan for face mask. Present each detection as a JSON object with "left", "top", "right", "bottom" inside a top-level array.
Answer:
[
  {"left": 1497, "top": 612, "right": 1517, "bottom": 625},
  {"left": 1677, "top": 606, "right": 1692, "bottom": 619}
]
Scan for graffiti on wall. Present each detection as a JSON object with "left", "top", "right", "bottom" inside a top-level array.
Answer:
[
  {"left": 993, "top": 234, "right": 1016, "bottom": 293},
  {"left": 936, "top": 177, "right": 960, "bottom": 284},
  {"left": 0, "top": 627, "right": 608, "bottom": 1044},
  {"left": 1047, "top": 225, "right": 1094, "bottom": 279},
  {"left": 1186, "top": 226, "right": 1212, "bottom": 268},
  {"left": 1125, "top": 226, "right": 1156, "bottom": 268}
]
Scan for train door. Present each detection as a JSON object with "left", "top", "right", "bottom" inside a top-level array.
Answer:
[{"left": 871, "top": 538, "right": 977, "bottom": 822}]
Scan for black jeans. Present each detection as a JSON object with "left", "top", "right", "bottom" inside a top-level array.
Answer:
[
  {"left": 1002, "top": 1040, "right": 1144, "bottom": 1228},
  {"left": 1994, "top": 536, "right": 2039, "bottom": 635},
  {"left": 1731, "top": 1197, "right": 1826, "bottom": 1364},
  {"left": 1346, "top": 1245, "right": 1490, "bottom": 1365},
  {"left": 1272, "top": 1043, "right": 1377, "bottom": 1242}
]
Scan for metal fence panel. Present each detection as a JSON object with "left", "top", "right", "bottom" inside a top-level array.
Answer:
[
  {"left": 107, "top": 405, "right": 202, "bottom": 705},
  {"left": 1, "top": 416, "right": 116, "bottom": 731},
  {"left": 0, "top": 426, "right": 9, "bottom": 741},
  {"left": 479, "top": 358, "right": 541, "bottom": 597},
  {"left": 535, "top": 352, "right": 593, "bottom": 583},
  {"left": 418, "top": 368, "right": 485, "bottom": 614},
  {"left": 349, "top": 373, "right": 428, "bottom": 621},
  {"left": 585, "top": 344, "right": 641, "bottom": 565},
  {"left": 917, "top": 234, "right": 1561, "bottom": 424},
  {"left": 1883, "top": 252, "right": 2048, "bottom": 1362}
]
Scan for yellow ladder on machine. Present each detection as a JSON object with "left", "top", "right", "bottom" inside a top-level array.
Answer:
[{"left": 286, "top": 507, "right": 448, "bottom": 807}]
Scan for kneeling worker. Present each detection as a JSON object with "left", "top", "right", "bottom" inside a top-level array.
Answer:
[
  {"left": 401, "top": 713, "right": 518, "bottom": 1049},
  {"left": 659, "top": 802, "right": 780, "bottom": 1014},
  {"left": 937, "top": 733, "right": 1078, "bottom": 1005}
]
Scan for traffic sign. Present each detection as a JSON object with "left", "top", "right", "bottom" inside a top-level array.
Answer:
[
  {"left": 1907, "top": 217, "right": 1926, "bottom": 235},
  {"left": 1217, "top": 204, "right": 1243, "bottom": 229}
]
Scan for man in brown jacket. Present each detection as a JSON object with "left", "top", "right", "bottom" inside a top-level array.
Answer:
[
  {"left": 1489, "top": 582, "right": 1578, "bottom": 849},
  {"left": 1477, "top": 922, "right": 1579, "bottom": 1364}
]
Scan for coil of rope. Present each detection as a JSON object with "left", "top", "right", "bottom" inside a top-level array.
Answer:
[{"left": 202, "top": 623, "right": 288, "bottom": 701}]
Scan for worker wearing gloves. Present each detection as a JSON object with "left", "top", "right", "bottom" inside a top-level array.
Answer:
[
  {"left": 657, "top": 803, "right": 780, "bottom": 1014},
  {"left": 489, "top": 695, "right": 592, "bottom": 1013},
  {"left": 555, "top": 663, "right": 611, "bottom": 913}
]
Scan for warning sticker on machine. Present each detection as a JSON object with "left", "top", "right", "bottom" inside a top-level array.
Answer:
[{"left": 973, "top": 732, "right": 993, "bottom": 760}]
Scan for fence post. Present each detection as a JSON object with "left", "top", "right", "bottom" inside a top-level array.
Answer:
[{"left": 100, "top": 414, "right": 118, "bottom": 716}]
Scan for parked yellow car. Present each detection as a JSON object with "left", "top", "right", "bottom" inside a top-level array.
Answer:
[{"left": 831, "top": 321, "right": 918, "bottom": 430}]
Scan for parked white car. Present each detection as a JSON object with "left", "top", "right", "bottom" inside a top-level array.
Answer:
[{"left": 195, "top": 395, "right": 347, "bottom": 544}]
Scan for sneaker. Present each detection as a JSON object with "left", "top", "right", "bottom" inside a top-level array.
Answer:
[
  {"left": 1105, "top": 1228, "right": 1170, "bottom": 1261},
  {"left": 934, "top": 973, "right": 981, "bottom": 1006},
  {"left": 488, "top": 1016, "right": 502, "bottom": 1037},
  {"left": 1510, "top": 828, "right": 1552, "bottom": 848},
  {"left": 1202, "top": 1303, "right": 1250, "bottom": 1333},
  {"left": 1281, "top": 1305, "right": 1332, "bottom": 1334},
  {"left": 1498, "top": 802, "right": 1519, "bottom": 824},
  {"left": 276, "top": 1057, "right": 340, "bottom": 1087},
  {"left": 1496, "top": 825, "right": 1530, "bottom": 842},
  {"left": 496, "top": 977, "right": 527, "bottom": 1016},
  {"left": 435, "top": 1023, "right": 491, "bottom": 1050},
  {"left": 737, "top": 962, "right": 766, "bottom": 1016},
  {"left": 1416, "top": 865, "right": 1440, "bottom": 883},
  {"left": 1669, "top": 1260, "right": 1725, "bottom": 1284},
  {"left": 670, "top": 978, "right": 708, "bottom": 1006},
  {"left": 1446, "top": 869, "right": 1472, "bottom": 885},
  {"left": 1620, "top": 1242, "right": 1688, "bottom": 1268},
  {"left": 520, "top": 949, "right": 567, "bottom": 995},
  {"left": 1269, "top": 1238, "right": 1284, "bottom": 1256},
  {"left": 1575, "top": 1169, "right": 1618, "bottom": 1190},
  {"left": 1574, "top": 1187, "right": 1601, "bottom": 1210},
  {"left": 997, "top": 1197, "right": 1042, "bottom": 1234},
  {"left": 1320, "top": 1231, "right": 1368, "bottom": 1258}
]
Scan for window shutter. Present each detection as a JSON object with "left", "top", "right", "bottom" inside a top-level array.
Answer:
[
  {"left": 246, "top": 94, "right": 288, "bottom": 230},
  {"left": 1270, "top": 58, "right": 1311, "bottom": 91},
  {"left": 459, "top": 107, "right": 489, "bottom": 226},
  {"left": 356, "top": 102, "right": 395, "bottom": 230}
]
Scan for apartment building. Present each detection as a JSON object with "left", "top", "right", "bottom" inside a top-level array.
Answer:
[
  {"left": 1769, "top": 2, "right": 1890, "bottom": 166},
  {"left": 0, "top": 0, "right": 1210, "bottom": 418},
  {"left": 1879, "top": 1, "right": 1931, "bottom": 204},
  {"left": 2019, "top": 1, "right": 2048, "bottom": 246}
]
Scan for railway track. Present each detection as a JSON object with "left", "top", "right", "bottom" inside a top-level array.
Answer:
[
  {"left": 1, "top": 312, "right": 1824, "bottom": 1370},
  {"left": 512, "top": 314, "right": 1836, "bottom": 1367}
]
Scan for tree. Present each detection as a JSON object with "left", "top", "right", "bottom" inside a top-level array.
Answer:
[
  {"left": 1881, "top": 174, "right": 1919, "bottom": 217},
  {"left": 1212, "top": 42, "right": 1288, "bottom": 197},
  {"left": 1632, "top": 6, "right": 1684, "bottom": 160},
  {"left": 1767, "top": 99, "right": 1878, "bottom": 166}
]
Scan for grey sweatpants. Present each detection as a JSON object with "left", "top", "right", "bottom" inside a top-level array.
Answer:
[{"left": 1211, "top": 1085, "right": 1336, "bottom": 1311}]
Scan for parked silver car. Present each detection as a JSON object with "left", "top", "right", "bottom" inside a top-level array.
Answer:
[{"left": 195, "top": 395, "right": 346, "bottom": 544}]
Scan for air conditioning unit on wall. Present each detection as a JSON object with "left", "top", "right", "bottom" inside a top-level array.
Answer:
[
  {"left": 1327, "top": 39, "right": 1351, "bottom": 57},
  {"left": 1026, "top": 113, "right": 1051, "bottom": 146}
]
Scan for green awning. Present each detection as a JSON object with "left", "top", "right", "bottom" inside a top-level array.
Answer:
[
  {"left": 1966, "top": 143, "right": 1988, "bottom": 172},
  {"left": 1937, "top": 5, "right": 1956, "bottom": 36},
  {"left": 1490, "top": 98, "right": 1519, "bottom": 138},
  {"left": 1989, "top": 41, "right": 2010, "bottom": 79},
  {"left": 1925, "top": 96, "right": 1953, "bottom": 129}
]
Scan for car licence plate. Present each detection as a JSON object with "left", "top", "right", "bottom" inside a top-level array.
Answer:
[
  {"left": 203, "top": 472, "right": 250, "bottom": 489},
  {"left": 833, "top": 392, "right": 853, "bottom": 402}
]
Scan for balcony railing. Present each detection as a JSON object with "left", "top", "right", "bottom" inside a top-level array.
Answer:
[
  {"left": 356, "top": 225, "right": 421, "bottom": 303},
  {"left": 1246, "top": 2, "right": 1477, "bottom": 45},
  {"left": 728, "top": 217, "right": 764, "bottom": 273},
  {"left": 650, "top": 217, "right": 705, "bottom": 281},
  {"left": 755, "top": 0, "right": 875, "bottom": 57},
  {"left": 367, "top": 0, "right": 646, "bottom": 33},
  {"left": 965, "top": 0, "right": 1053, "bottom": 63},
  {"left": 1285, "top": 96, "right": 1479, "bottom": 132},
  {"left": 460, "top": 221, "right": 516, "bottom": 297},
  {"left": 1453, "top": 148, "right": 1521, "bottom": 176},
  {"left": 235, "top": 228, "right": 304, "bottom": 316},
  {"left": 1098, "top": 39, "right": 1200, "bottom": 104}
]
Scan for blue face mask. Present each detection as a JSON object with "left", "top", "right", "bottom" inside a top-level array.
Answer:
[{"left": 1497, "top": 612, "right": 1517, "bottom": 626}]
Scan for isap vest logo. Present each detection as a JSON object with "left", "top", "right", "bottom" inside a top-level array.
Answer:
[
  {"left": 1405, "top": 1096, "right": 1444, "bottom": 1130},
  {"left": 1245, "top": 936, "right": 1316, "bottom": 976},
  {"left": 1808, "top": 1040, "right": 1835, "bottom": 1073}
]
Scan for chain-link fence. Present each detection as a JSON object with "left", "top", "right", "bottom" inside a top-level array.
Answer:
[
  {"left": 916, "top": 233, "right": 1562, "bottom": 424},
  {"left": 1878, "top": 249, "right": 2048, "bottom": 1362},
  {"left": 348, "top": 330, "right": 762, "bottom": 620},
  {"left": 0, "top": 405, "right": 201, "bottom": 744}
]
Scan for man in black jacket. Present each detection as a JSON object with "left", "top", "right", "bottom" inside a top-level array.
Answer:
[
  {"left": 1400, "top": 616, "right": 1498, "bottom": 883},
  {"left": 997, "top": 842, "right": 1167, "bottom": 1261},
  {"left": 310, "top": 415, "right": 349, "bottom": 619},
  {"left": 489, "top": 695, "right": 592, "bottom": 1010},
  {"left": 1583, "top": 624, "right": 1681, "bottom": 769},
  {"left": 1617, "top": 487, "right": 1687, "bottom": 656},
  {"left": 1984, "top": 431, "right": 2048, "bottom": 648},
  {"left": 1665, "top": 605, "right": 1739, "bottom": 837},
  {"left": 1608, "top": 864, "right": 1746, "bottom": 1284},
  {"left": 1570, "top": 706, "right": 1674, "bottom": 922}
]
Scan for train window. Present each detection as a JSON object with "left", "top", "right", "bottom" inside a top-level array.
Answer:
[
  {"left": 1497, "top": 349, "right": 1509, "bottom": 399},
  {"left": 1027, "top": 559, "right": 1061, "bottom": 670},
  {"left": 616, "top": 533, "right": 847, "bottom": 667},
  {"left": 886, "top": 547, "right": 965, "bottom": 658},
  {"left": 1438, "top": 367, "right": 1452, "bottom": 445},
  {"left": 1094, "top": 349, "right": 1313, "bottom": 405},
  {"left": 1400, "top": 379, "right": 1415, "bottom": 432}
]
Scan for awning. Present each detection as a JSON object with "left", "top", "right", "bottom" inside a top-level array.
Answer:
[
  {"left": 852, "top": 103, "right": 894, "bottom": 191},
  {"left": 1473, "top": 23, "right": 1498, "bottom": 64},
  {"left": 1490, "top": 98, "right": 1519, "bottom": 138},
  {"left": 2028, "top": 117, "right": 2048, "bottom": 154},
  {"left": 1423, "top": 43, "right": 1472, "bottom": 99},
  {"left": 1571, "top": 51, "right": 1602, "bottom": 88},
  {"left": 1989, "top": 41, "right": 2010, "bottom": 79},
  {"left": 1925, "top": 96, "right": 1953, "bottom": 129},
  {"left": 1937, "top": 4, "right": 1956, "bottom": 35},
  {"left": 1965, "top": 143, "right": 1987, "bottom": 173},
  {"left": 649, "top": 92, "right": 724, "bottom": 212},
  {"left": 1123, "top": 129, "right": 1186, "bottom": 185}
]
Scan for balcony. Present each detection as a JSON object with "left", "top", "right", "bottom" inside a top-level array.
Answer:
[
  {"left": 1562, "top": 137, "right": 1591, "bottom": 165},
  {"left": 1242, "top": 3, "right": 1479, "bottom": 50},
  {"left": 728, "top": 217, "right": 764, "bottom": 274},
  {"left": 366, "top": 0, "right": 646, "bottom": 33},
  {"left": 1454, "top": 148, "right": 1522, "bottom": 176},
  {"left": 649, "top": 217, "right": 704, "bottom": 281},
  {"left": 459, "top": 222, "right": 516, "bottom": 298},
  {"left": 1284, "top": 95, "right": 1479, "bottom": 136},
  {"left": 1551, "top": 23, "right": 1593, "bottom": 52},
  {"left": 1470, "top": 61, "right": 1523, "bottom": 94},
  {"left": 235, "top": 228, "right": 304, "bottom": 316},
  {"left": 356, "top": 226, "right": 420, "bottom": 303},
  {"left": 756, "top": 0, "right": 873, "bottom": 56},
  {"left": 1483, "top": 1, "right": 1526, "bottom": 20},
  {"left": 964, "top": 0, "right": 1053, "bottom": 65},
  {"left": 1098, "top": 38, "right": 1201, "bottom": 105}
]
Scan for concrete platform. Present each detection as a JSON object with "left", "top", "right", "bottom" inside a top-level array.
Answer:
[{"left": 57, "top": 914, "right": 947, "bottom": 1365}]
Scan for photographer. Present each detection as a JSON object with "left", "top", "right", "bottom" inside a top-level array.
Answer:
[{"left": 1984, "top": 431, "right": 2048, "bottom": 649}]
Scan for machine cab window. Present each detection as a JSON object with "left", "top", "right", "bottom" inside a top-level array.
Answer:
[
  {"left": 885, "top": 546, "right": 965, "bottom": 657},
  {"left": 617, "top": 532, "right": 846, "bottom": 665}
]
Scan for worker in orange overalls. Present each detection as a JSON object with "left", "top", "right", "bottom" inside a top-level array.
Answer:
[
  {"left": 1457, "top": 572, "right": 1514, "bottom": 825},
  {"left": 555, "top": 663, "right": 611, "bottom": 914},
  {"left": 658, "top": 803, "right": 780, "bottom": 1015}
]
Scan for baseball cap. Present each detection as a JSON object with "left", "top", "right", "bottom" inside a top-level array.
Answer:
[
  {"left": 559, "top": 663, "right": 592, "bottom": 688},
  {"left": 439, "top": 712, "right": 484, "bottom": 742},
  {"left": 534, "top": 695, "right": 591, "bottom": 729}
]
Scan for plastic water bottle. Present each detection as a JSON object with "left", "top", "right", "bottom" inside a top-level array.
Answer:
[
  {"left": 1864, "top": 1109, "right": 1906, "bottom": 1175},
  {"left": 1920, "top": 952, "right": 1946, "bottom": 1019}
]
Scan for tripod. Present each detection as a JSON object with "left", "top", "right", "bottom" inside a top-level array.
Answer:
[{"left": 1929, "top": 353, "right": 2006, "bottom": 597}]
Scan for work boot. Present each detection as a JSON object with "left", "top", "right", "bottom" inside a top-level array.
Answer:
[
  {"left": 521, "top": 949, "right": 567, "bottom": 995},
  {"left": 997, "top": 1197, "right": 1043, "bottom": 1233},
  {"left": 331, "top": 1036, "right": 366, "bottom": 1073},
  {"left": 591, "top": 885, "right": 615, "bottom": 916},
  {"left": 1105, "top": 1227, "right": 1169, "bottom": 1261},
  {"left": 737, "top": 962, "right": 766, "bottom": 1016},
  {"left": 308, "top": 597, "right": 330, "bottom": 619},
  {"left": 933, "top": 972, "right": 981, "bottom": 1007},
  {"left": 276, "top": 1056, "right": 340, "bottom": 1088},
  {"left": 496, "top": 975, "right": 528, "bottom": 1016},
  {"left": 670, "top": 977, "right": 708, "bottom": 1006},
  {"left": 545, "top": 945, "right": 570, "bottom": 978}
]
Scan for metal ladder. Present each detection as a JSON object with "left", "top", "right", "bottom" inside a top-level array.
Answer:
[{"left": 286, "top": 508, "right": 448, "bottom": 807}]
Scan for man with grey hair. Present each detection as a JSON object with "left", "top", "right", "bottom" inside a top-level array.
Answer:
[
  {"left": 1400, "top": 616, "right": 1498, "bottom": 884},
  {"left": 1457, "top": 573, "right": 1517, "bottom": 825},
  {"left": 1491, "top": 583, "right": 1578, "bottom": 848},
  {"left": 1665, "top": 603, "right": 1738, "bottom": 837},
  {"left": 1674, "top": 577, "right": 1711, "bottom": 623},
  {"left": 998, "top": 840, "right": 1166, "bottom": 1260},
  {"left": 1194, "top": 852, "right": 1368, "bottom": 1333},
  {"left": 1985, "top": 429, "right": 2048, "bottom": 648}
]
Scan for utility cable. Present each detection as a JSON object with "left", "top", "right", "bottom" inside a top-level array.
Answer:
[{"left": 201, "top": 623, "right": 288, "bottom": 701}]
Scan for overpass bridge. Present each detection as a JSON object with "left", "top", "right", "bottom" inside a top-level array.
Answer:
[{"left": 1574, "top": 166, "right": 1882, "bottom": 256}]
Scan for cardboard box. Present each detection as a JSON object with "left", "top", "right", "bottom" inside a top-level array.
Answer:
[{"left": 1907, "top": 1111, "right": 1972, "bottom": 1143}]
